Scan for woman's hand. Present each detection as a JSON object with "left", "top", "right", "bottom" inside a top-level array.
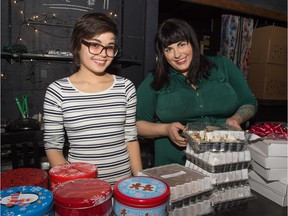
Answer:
[
  {"left": 136, "top": 120, "right": 187, "bottom": 147},
  {"left": 166, "top": 122, "right": 187, "bottom": 147},
  {"left": 226, "top": 105, "right": 256, "bottom": 129},
  {"left": 45, "top": 150, "right": 67, "bottom": 168},
  {"left": 226, "top": 117, "right": 241, "bottom": 129}
]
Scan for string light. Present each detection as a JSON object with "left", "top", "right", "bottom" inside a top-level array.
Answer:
[
  {"left": 13, "top": 1, "right": 119, "bottom": 44},
  {"left": 108, "top": 11, "right": 118, "bottom": 18}
]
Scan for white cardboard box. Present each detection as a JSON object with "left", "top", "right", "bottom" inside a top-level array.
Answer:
[
  {"left": 249, "top": 137, "right": 287, "bottom": 157},
  {"left": 249, "top": 170, "right": 288, "bottom": 194},
  {"left": 249, "top": 178, "right": 287, "bottom": 207},
  {"left": 251, "top": 160, "right": 288, "bottom": 181},
  {"left": 248, "top": 144, "right": 288, "bottom": 169}
]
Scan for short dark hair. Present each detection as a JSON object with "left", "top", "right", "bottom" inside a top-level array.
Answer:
[{"left": 70, "top": 13, "right": 118, "bottom": 66}]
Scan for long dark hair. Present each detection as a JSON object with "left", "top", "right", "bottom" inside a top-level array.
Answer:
[
  {"left": 70, "top": 13, "right": 118, "bottom": 66},
  {"left": 152, "top": 18, "right": 215, "bottom": 90}
]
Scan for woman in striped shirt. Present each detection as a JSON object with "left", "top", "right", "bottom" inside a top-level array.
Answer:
[{"left": 43, "top": 13, "right": 142, "bottom": 185}]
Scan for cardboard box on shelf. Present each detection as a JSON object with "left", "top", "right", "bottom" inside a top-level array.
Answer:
[
  {"left": 250, "top": 160, "right": 288, "bottom": 181},
  {"left": 247, "top": 63, "right": 287, "bottom": 100},
  {"left": 250, "top": 25, "right": 287, "bottom": 65},
  {"left": 249, "top": 170, "right": 287, "bottom": 195},
  {"left": 248, "top": 144, "right": 288, "bottom": 169}
]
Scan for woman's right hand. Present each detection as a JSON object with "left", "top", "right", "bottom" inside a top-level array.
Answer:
[
  {"left": 165, "top": 122, "right": 187, "bottom": 147},
  {"left": 45, "top": 149, "right": 67, "bottom": 168},
  {"left": 136, "top": 120, "right": 187, "bottom": 147}
]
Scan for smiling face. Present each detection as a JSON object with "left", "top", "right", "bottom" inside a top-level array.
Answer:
[
  {"left": 79, "top": 32, "right": 117, "bottom": 74},
  {"left": 163, "top": 40, "right": 193, "bottom": 76}
]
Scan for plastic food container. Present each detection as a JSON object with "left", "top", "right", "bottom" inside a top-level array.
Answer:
[
  {"left": 1, "top": 186, "right": 53, "bottom": 216},
  {"left": 113, "top": 176, "right": 170, "bottom": 216},
  {"left": 49, "top": 162, "right": 97, "bottom": 191},
  {"left": 183, "top": 122, "right": 246, "bottom": 153},
  {"left": 1, "top": 168, "right": 49, "bottom": 190},
  {"left": 141, "top": 164, "right": 213, "bottom": 203},
  {"left": 184, "top": 146, "right": 251, "bottom": 173},
  {"left": 53, "top": 178, "right": 113, "bottom": 216}
]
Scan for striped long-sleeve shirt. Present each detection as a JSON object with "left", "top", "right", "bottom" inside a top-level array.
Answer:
[{"left": 43, "top": 75, "right": 138, "bottom": 185}]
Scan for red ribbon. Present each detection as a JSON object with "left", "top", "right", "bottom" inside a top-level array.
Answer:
[{"left": 249, "top": 122, "right": 288, "bottom": 139}]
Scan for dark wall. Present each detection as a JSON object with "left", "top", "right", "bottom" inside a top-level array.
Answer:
[
  {"left": 1, "top": 0, "right": 286, "bottom": 123},
  {"left": 1, "top": 0, "right": 158, "bottom": 121},
  {"left": 159, "top": 0, "right": 287, "bottom": 56}
]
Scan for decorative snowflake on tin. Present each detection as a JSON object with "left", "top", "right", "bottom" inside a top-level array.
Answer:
[
  {"left": 6, "top": 188, "right": 14, "bottom": 193},
  {"left": 42, "top": 201, "right": 48, "bottom": 206},
  {"left": 39, "top": 196, "right": 46, "bottom": 200},
  {"left": 4, "top": 211, "right": 15, "bottom": 216},
  {"left": 19, "top": 206, "right": 26, "bottom": 212},
  {"left": 83, "top": 198, "right": 90, "bottom": 204},
  {"left": 30, "top": 186, "right": 41, "bottom": 192},
  {"left": 90, "top": 194, "right": 105, "bottom": 205}
]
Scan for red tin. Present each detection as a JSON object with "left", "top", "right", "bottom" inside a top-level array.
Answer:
[
  {"left": 113, "top": 176, "right": 170, "bottom": 215},
  {"left": 49, "top": 162, "right": 97, "bottom": 191},
  {"left": 1, "top": 168, "right": 48, "bottom": 190},
  {"left": 53, "top": 178, "right": 113, "bottom": 216}
]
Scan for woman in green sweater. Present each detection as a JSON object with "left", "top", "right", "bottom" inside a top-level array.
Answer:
[{"left": 136, "top": 18, "right": 258, "bottom": 166}]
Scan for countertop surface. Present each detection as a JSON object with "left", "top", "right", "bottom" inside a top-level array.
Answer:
[{"left": 214, "top": 190, "right": 287, "bottom": 216}]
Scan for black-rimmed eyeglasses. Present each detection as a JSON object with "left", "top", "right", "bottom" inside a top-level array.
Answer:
[{"left": 81, "top": 40, "right": 119, "bottom": 58}]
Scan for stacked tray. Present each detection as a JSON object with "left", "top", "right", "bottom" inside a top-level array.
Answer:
[
  {"left": 184, "top": 144, "right": 251, "bottom": 173},
  {"left": 139, "top": 163, "right": 214, "bottom": 215},
  {"left": 186, "top": 161, "right": 249, "bottom": 186},
  {"left": 183, "top": 123, "right": 254, "bottom": 212}
]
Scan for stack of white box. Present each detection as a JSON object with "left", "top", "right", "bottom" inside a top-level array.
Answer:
[
  {"left": 248, "top": 133, "right": 287, "bottom": 207},
  {"left": 184, "top": 123, "right": 255, "bottom": 212}
]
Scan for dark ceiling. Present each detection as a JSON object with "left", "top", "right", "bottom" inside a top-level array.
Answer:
[{"left": 158, "top": 0, "right": 287, "bottom": 28}]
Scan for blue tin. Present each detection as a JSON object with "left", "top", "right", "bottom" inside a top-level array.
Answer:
[
  {"left": 113, "top": 176, "right": 170, "bottom": 216},
  {"left": 1, "top": 186, "right": 53, "bottom": 216}
]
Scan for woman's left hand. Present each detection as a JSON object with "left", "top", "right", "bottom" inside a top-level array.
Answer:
[{"left": 226, "top": 117, "right": 241, "bottom": 129}]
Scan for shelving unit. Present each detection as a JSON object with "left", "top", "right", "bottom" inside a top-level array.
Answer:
[{"left": 1, "top": 52, "right": 142, "bottom": 69}]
